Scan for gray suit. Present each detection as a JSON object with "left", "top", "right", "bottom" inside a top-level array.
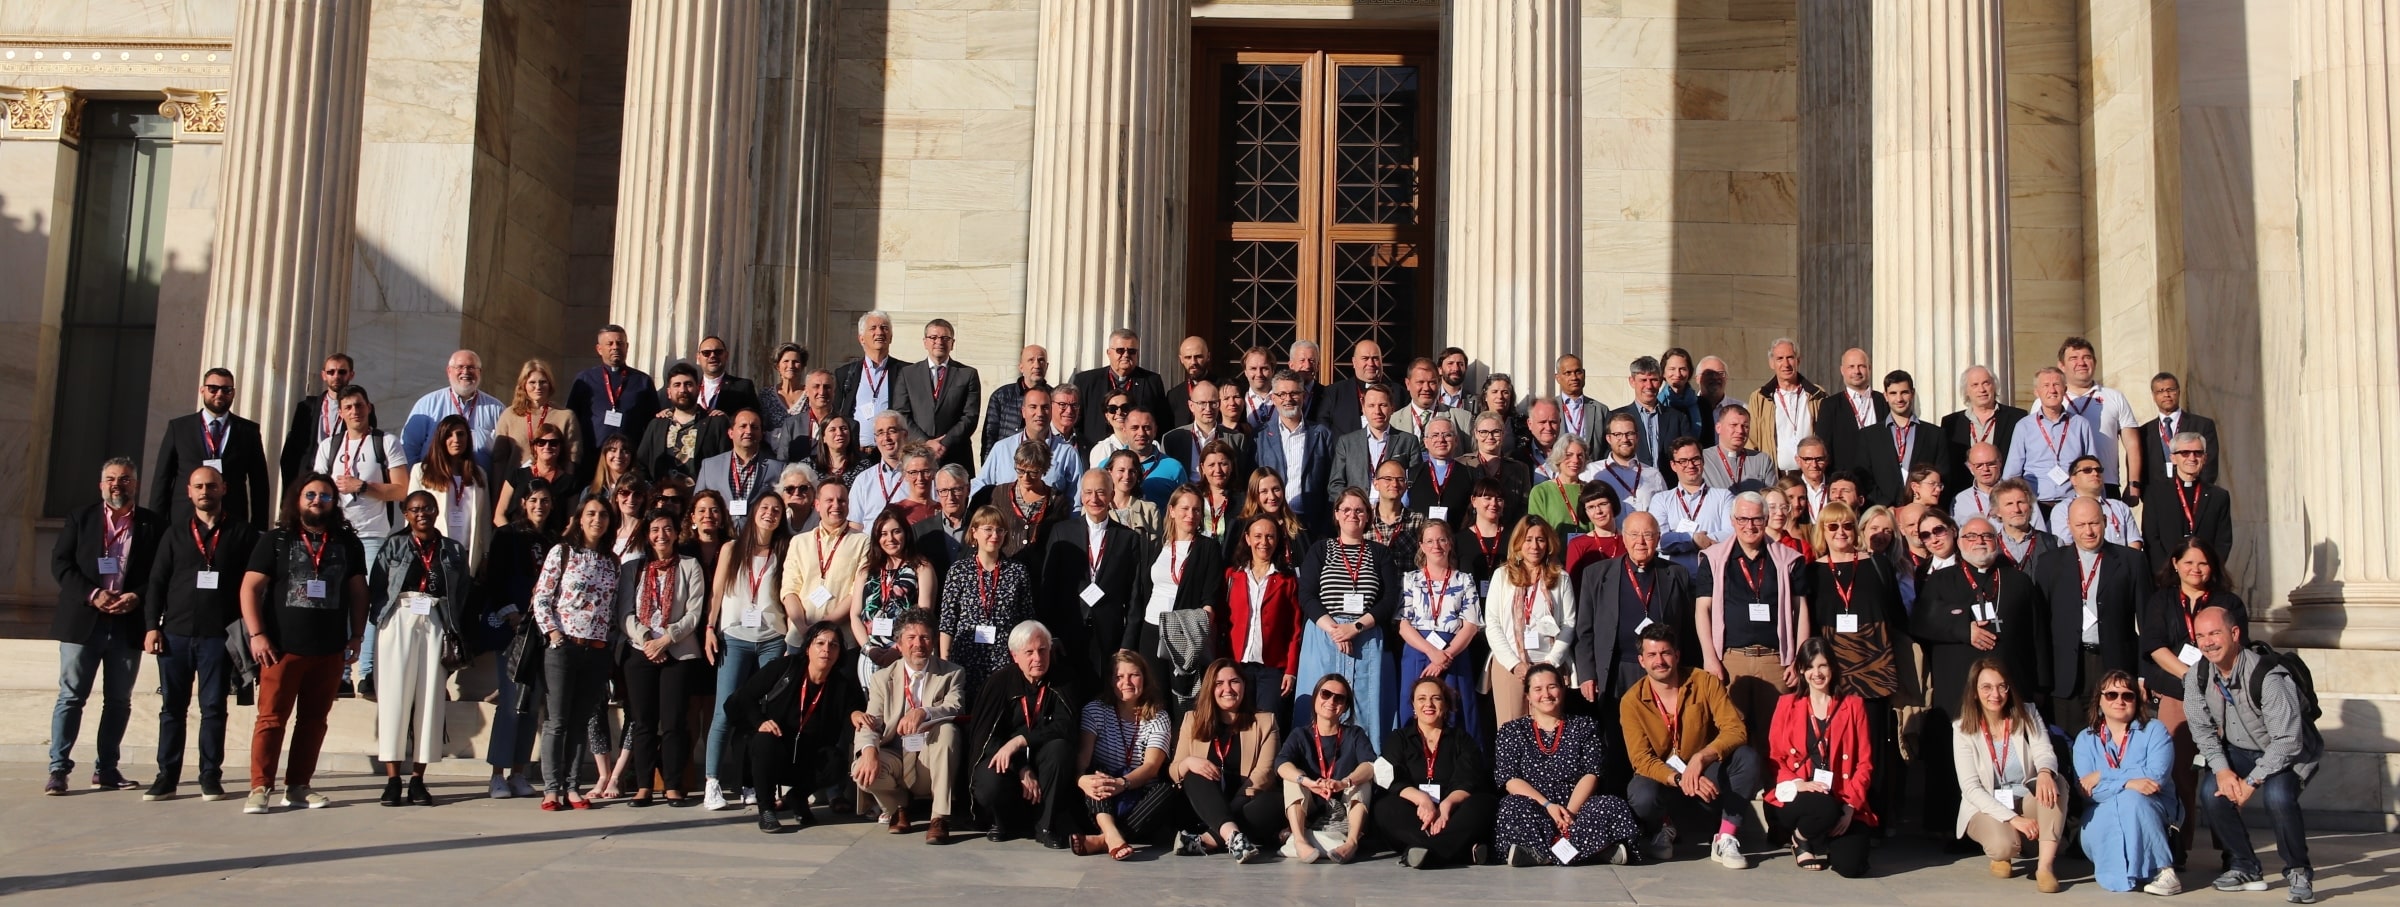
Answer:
[
  {"left": 892, "top": 358, "right": 982, "bottom": 469},
  {"left": 1326, "top": 426, "right": 1424, "bottom": 501},
  {"left": 694, "top": 450, "right": 788, "bottom": 516},
  {"left": 1700, "top": 445, "right": 1778, "bottom": 494},
  {"left": 1393, "top": 403, "right": 1474, "bottom": 441}
]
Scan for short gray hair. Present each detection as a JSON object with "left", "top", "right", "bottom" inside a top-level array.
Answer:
[
  {"left": 2169, "top": 431, "right": 2208, "bottom": 453},
  {"left": 779, "top": 462, "right": 818, "bottom": 486},
  {"left": 856, "top": 310, "right": 892, "bottom": 335},
  {"left": 1289, "top": 339, "right": 1320, "bottom": 357},
  {"left": 1550, "top": 434, "right": 1591, "bottom": 463},
  {"left": 1769, "top": 337, "right": 1798, "bottom": 356},
  {"left": 936, "top": 464, "right": 972, "bottom": 487},
  {"left": 1008, "top": 620, "right": 1053, "bottom": 651},
  {"left": 1629, "top": 355, "right": 1661, "bottom": 377},
  {"left": 1732, "top": 490, "right": 1766, "bottom": 512}
]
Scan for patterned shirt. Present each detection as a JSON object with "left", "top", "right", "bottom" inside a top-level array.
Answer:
[{"left": 531, "top": 545, "right": 618, "bottom": 642}]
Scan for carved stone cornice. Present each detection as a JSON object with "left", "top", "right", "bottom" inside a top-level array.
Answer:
[
  {"left": 160, "top": 87, "right": 228, "bottom": 143},
  {"left": 0, "top": 85, "right": 80, "bottom": 142}
]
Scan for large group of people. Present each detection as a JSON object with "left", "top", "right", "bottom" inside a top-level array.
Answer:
[{"left": 43, "top": 318, "right": 2320, "bottom": 902}]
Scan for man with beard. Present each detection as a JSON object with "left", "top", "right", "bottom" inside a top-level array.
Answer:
[
  {"left": 402, "top": 350, "right": 506, "bottom": 472},
  {"left": 141, "top": 466, "right": 259, "bottom": 801},
  {"left": 240, "top": 473, "right": 371, "bottom": 813},
  {"left": 1911, "top": 517, "right": 2048, "bottom": 839},
  {"left": 1162, "top": 336, "right": 1215, "bottom": 430},
  {"left": 1435, "top": 347, "right": 1477, "bottom": 412},
  {"left": 636, "top": 363, "right": 729, "bottom": 481},
  {"left": 47, "top": 457, "right": 167, "bottom": 795},
  {"left": 1255, "top": 371, "right": 1336, "bottom": 535}
]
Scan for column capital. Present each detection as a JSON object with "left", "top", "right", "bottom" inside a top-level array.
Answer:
[
  {"left": 0, "top": 85, "right": 81, "bottom": 142},
  {"left": 159, "top": 87, "right": 228, "bottom": 143}
]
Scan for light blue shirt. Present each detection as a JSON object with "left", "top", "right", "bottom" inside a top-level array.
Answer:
[
  {"left": 401, "top": 388, "right": 505, "bottom": 473},
  {"left": 852, "top": 356, "right": 896, "bottom": 427},
  {"left": 2002, "top": 409, "right": 2097, "bottom": 502},
  {"left": 1135, "top": 449, "right": 1187, "bottom": 507},
  {"left": 848, "top": 460, "right": 907, "bottom": 526},
  {"left": 974, "top": 431, "right": 1084, "bottom": 496},
  {"left": 1644, "top": 484, "right": 1732, "bottom": 574}
]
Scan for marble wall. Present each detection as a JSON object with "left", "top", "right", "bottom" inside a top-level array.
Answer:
[
  {"left": 2002, "top": 0, "right": 2081, "bottom": 407},
  {"left": 0, "top": 0, "right": 234, "bottom": 37},
  {"left": 822, "top": 0, "right": 1039, "bottom": 372},
  {"left": 460, "top": 0, "right": 582, "bottom": 384},
  {"left": 561, "top": 0, "right": 624, "bottom": 363},
  {"left": 0, "top": 138, "right": 77, "bottom": 611},
  {"left": 1579, "top": 0, "right": 1801, "bottom": 398}
]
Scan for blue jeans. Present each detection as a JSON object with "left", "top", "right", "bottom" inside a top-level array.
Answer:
[
  {"left": 2197, "top": 744, "right": 2311, "bottom": 875},
  {"left": 353, "top": 535, "right": 385, "bottom": 679},
  {"left": 707, "top": 635, "right": 785, "bottom": 781},
  {"left": 154, "top": 633, "right": 231, "bottom": 784},
  {"left": 489, "top": 649, "right": 541, "bottom": 769},
  {"left": 50, "top": 619, "right": 141, "bottom": 774}
]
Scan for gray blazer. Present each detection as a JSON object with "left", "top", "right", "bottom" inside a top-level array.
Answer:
[
  {"left": 1326, "top": 427, "right": 1424, "bottom": 501},
  {"left": 694, "top": 450, "right": 788, "bottom": 513},
  {"left": 1700, "top": 445, "right": 1778, "bottom": 494},
  {"left": 615, "top": 556, "right": 709, "bottom": 660},
  {"left": 891, "top": 358, "right": 981, "bottom": 468}
]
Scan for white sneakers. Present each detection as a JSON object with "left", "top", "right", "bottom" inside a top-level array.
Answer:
[
  {"left": 1711, "top": 833, "right": 1747, "bottom": 869},
  {"left": 703, "top": 779, "right": 730, "bottom": 811},
  {"left": 2145, "top": 867, "right": 2184, "bottom": 896},
  {"left": 489, "top": 778, "right": 513, "bottom": 799}
]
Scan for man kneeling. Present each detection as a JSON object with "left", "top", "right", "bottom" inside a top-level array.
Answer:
[
  {"left": 854, "top": 609, "right": 965, "bottom": 843},
  {"left": 1621, "top": 622, "right": 1764, "bottom": 868}
]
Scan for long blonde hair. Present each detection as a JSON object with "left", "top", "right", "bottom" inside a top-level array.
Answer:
[{"left": 508, "top": 358, "right": 560, "bottom": 416}]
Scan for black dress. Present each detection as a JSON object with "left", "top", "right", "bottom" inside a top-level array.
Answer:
[
  {"left": 1491, "top": 715, "right": 1641, "bottom": 864},
  {"left": 1370, "top": 720, "right": 1498, "bottom": 865}
]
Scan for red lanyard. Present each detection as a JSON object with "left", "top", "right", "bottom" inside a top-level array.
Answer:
[
  {"left": 1010, "top": 486, "right": 1046, "bottom": 525},
  {"left": 2175, "top": 481, "right": 2205, "bottom": 532},
  {"left": 2180, "top": 592, "right": 2205, "bottom": 642},
  {"left": 300, "top": 530, "right": 328, "bottom": 572},
  {"left": 2068, "top": 389, "right": 2099, "bottom": 418},
  {"left": 1212, "top": 734, "right": 1235, "bottom": 768},
  {"left": 1086, "top": 528, "right": 1107, "bottom": 583},
  {"left": 1168, "top": 541, "right": 1187, "bottom": 584},
  {"left": 1534, "top": 720, "right": 1565, "bottom": 756},
  {"left": 863, "top": 360, "right": 887, "bottom": 398},
  {"left": 321, "top": 396, "right": 339, "bottom": 437},
  {"left": 730, "top": 455, "right": 756, "bottom": 498},
  {"left": 1776, "top": 388, "right": 1806, "bottom": 431},
  {"left": 1422, "top": 735, "right": 1441, "bottom": 780},
  {"left": 1625, "top": 560, "right": 1655, "bottom": 616},
  {"left": 902, "top": 668, "right": 924, "bottom": 711},
  {"left": 875, "top": 464, "right": 904, "bottom": 502},
  {"left": 1426, "top": 569, "right": 1453, "bottom": 622},
  {"left": 1338, "top": 543, "right": 1364, "bottom": 590},
  {"left": 1969, "top": 489, "right": 1989, "bottom": 515},
  {"left": 796, "top": 680, "right": 824, "bottom": 730},
  {"left": 202, "top": 419, "right": 224, "bottom": 457},
  {"left": 1311, "top": 730, "right": 1339, "bottom": 778},
  {"left": 931, "top": 364, "right": 949, "bottom": 401},
  {"left": 1107, "top": 369, "right": 1133, "bottom": 398},
  {"left": 451, "top": 391, "right": 475, "bottom": 420},
  {"left": 976, "top": 563, "right": 999, "bottom": 618},
  {"left": 1962, "top": 564, "right": 1997, "bottom": 604},
  {"left": 1984, "top": 719, "right": 2013, "bottom": 771},
  {"left": 1971, "top": 411, "right": 1995, "bottom": 444},
  {"left": 1675, "top": 488, "right": 1704, "bottom": 521},
  {"left": 190, "top": 519, "right": 219, "bottom": 564},
  {"left": 414, "top": 539, "right": 439, "bottom": 592},
  {"left": 746, "top": 553, "right": 773, "bottom": 600},
  {"left": 1891, "top": 420, "right": 1913, "bottom": 465},
  {"left": 1119, "top": 713, "right": 1139, "bottom": 769},
  {"left": 1563, "top": 400, "right": 1584, "bottom": 436},
  {"left": 2078, "top": 551, "right": 2102, "bottom": 602},
  {"left": 1518, "top": 582, "right": 1540, "bottom": 630},
  {"left": 1474, "top": 529, "right": 1501, "bottom": 565},
  {"left": 339, "top": 434, "right": 367, "bottom": 477},
  {"left": 1850, "top": 392, "right": 1872, "bottom": 427},
  {"left": 2035, "top": 413, "right": 2068, "bottom": 460},
  {"left": 1650, "top": 688, "right": 1680, "bottom": 751},
  {"left": 814, "top": 529, "right": 843, "bottom": 577},
  {"left": 1426, "top": 460, "right": 1449, "bottom": 497},
  {"left": 1019, "top": 685, "right": 1049, "bottom": 729},
  {"left": 1715, "top": 448, "right": 1742, "bottom": 481},
  {"left": 1828, "top": 559, "right": 1856, "bottom": 614},
  {"left": 533, "top": 404, "right": 550, "bottom": 436},
  {"left": 600, "top": 368, "right": 623, "bottom": 409},
  {"left": 2101, "top": 726, "right": 2129, "bottom": 769},
  {"left": 878, "top": 566, "right": 901, "bottom": 605},
  {"left": 2001, "top": 531, "right": 2032, "bottom": 565},
  {"left": 1606, "top": 462, "right": 1640, "bottom": 493},
  {"left": 1734, "top": 552, "right": 1763, "bottom": 600}
]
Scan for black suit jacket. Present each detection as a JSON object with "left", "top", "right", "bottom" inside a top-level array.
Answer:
[
  {"left": 1938, "top": 405, "right": 2028, "bottom": 508},
  {"left": 1812, "top": 390, "right": 1889, "bottom": 478},
  {"left": 2141, "top": 480, "right": 2233, "bottom": 575},
  {"left": 1405, "top": 459, "right": 1475, "bottom": 531},
  {"left": 50, "top": 503, "right": 168, "bottom": 644},
  {"left": 1162, "top": 373, "right": 1216, "bottom": 430},
  {"left": 634, "top": 412, "right": 729, "bottom": 480},
  {"left": 280, "top": 392, "right": 370, "bottom": 485},
  {"left": 1610, "top": 403, "right": 1693, "bottom": 467},
  {"left": 1162, "top": 425, "right": 1250, "bottom": 481},
  {"left": 832, "top": 356, "right": 917, "bottom": 436},
  {"left": 1125, "top": 536, "right": 1226, "bottom": 658},
  {"left": 2136, "top": 412, "right": 2220, "bottom": 488},
  {"left": 1572, "top": 556, "right": 1700, "bottom": 696},
  {"left": 702, "top": 374, "right": 760, "bottom": 417},
  {"left": 1315, "top": 376, "right": 1385, "bottom": 431},
  {"left": 891, "top": 359, "right": 981, "bottom": 468},
  {"left": 143, "top": 516, "right": 260, "bottom": 638},
  {"left": 1038, "top": 518, "right": 1150, "bottom": 688},
  {"left": 1070, "top": 366, "right": 1167, "bottom": 447},
  {"left": 154, "top": 413, "right": 271, "bottom": 526},
  {"left": 1913, "top": 563, "right": 2049, "bottom": 716},
  {"left": 2032, "top": 543, "right": 2146, "bottom": 700},
  {"left": 1858, "top": 417, "right": 1949, "bottom": 507}
]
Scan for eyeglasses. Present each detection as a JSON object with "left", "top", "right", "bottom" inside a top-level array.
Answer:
[
  {"left": 1669, "top": 456, "right": 1701, "bottom": 466},
  {"left": 1316, "top": 689, "right": 1350, "bottom": 705},
  {"left": 1797, "top": 456, "right": 1828, "bottom": 464},
  {"left": 1960, "top": 531, "right": 1999, "bottom": 542},
  {"left": 924, "top": 334, "right": 954, "bottom": 342},
  {"left": 1730, "top": 515, "right": 1765, "bottom": 525},
  {"left": 2099, "top": 690, "right": 2138, "bottom": 702}
]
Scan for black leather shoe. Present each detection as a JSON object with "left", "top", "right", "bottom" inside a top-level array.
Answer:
[
  {"left": 1037, "top": 829, "right": 1066, "bottom": 850},
  {"left": 406, "top": 777, "right": 434, "bottom": 806},
  {"left": 142, "top": 777, "right": 175, "bottom": 801},
  {"left": 380, "top": 777, "right": 405, "bottom": 807},
  {"left": 758, "top": 808, "right": 783, "bottom": 833}
]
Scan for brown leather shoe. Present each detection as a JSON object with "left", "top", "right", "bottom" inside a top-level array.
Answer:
[
  {"left": 926, "top": 817, "right": 950, "bottom": 844},
  {"left": 886, "top": 807, "right": 910, "bottom": 834}
]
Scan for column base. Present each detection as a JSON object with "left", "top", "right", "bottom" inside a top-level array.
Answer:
[{"left": 2279, "top": 581, "right": 2400, "bottom": 650}]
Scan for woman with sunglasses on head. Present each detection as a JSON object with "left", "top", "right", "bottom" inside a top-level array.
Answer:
[
  {"left": 494, "top": 358, "right": 581, "bottom": 474},
  {"left": 2073, "top": 669, "right": 2183, "bottom": 895},
  {"left": 2137, "top": 537, "right": 2245, "bottom": 863},
  {"left": 1952, "top": 657, "right": 2065, "bottom": 893},
  {"left": 1274, "top": 674, "right": 1379, "bottom": 863},
  {"left": 495, "top": 422, "right": 575, "bottom": 530},
  {"left": 1371, "top": 676, "right": 1497, "bottom": 868},
  {"left": 1171, "top": 658, "right": 1283, "bottom": 862},
  {"left": 1492, "top": 663, "right": 1642, "bottom": 866},
  {"left": 700, "top": 490, "right": 791, "bottom": 811},
  {"left": 1763, "top": 637, "right": 1877, "bottom": 876}
]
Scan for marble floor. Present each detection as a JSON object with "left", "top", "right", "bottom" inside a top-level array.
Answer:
[{"left": 0, "top": 770, "right": 2389, "bottom": 906}]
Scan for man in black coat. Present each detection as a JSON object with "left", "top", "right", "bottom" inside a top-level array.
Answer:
[
  {"left": 2035, "top": 498, "right": 2148, "bottom": 726},
  {"left": 1611, "top": 355, "right": 1692, "bottom": 467},
  {"left": 1858, "top": 370, "right": 1949, "bottom": 507},
  {"left": 2136, "top": 371, "right": 2220, "bottom": 492},
  {"left": 140, "top": 464, "right": 259, "bottom": 800},
  {"left": 1161, "top": 335, "right": 1216, "bottom": 431},
  {"left": 693, "top": 335, "right": 761, "bottom": 417},
  {"left": 1038, "top": 470, "right": 1148, "bottom": 691},
  {"left": 1811, "top": 347, "right": 1888, "bottom": 478},
  {"left": 1912, "top": 517, "right": 2049, "bottom": 835},
  {"left": 1938, "top": 364, "right": 2027, "bottom": 509},
  {"left": 154, "top": 368, "right": 271, "bottom": 526},
  {"left": 2141, "top": 431, "right": 2234, "bottom": 576},
  {"left": 47, "top": 457, "right": 168, "bottom": 794},
  {"left": 279, "top": 353, "right": 361, "bottom": 486},
  {"left": 1314, "top": 338, "right": 1387, "bottom": 432},
  {"left": 1069, "top": 329, "right": 1167, "bottom": 447},
  {"left": 831, "top": 312, "right": 916, "bottom": 447},
  {"left": 1572, "top": 513, "right": 1698, "bottom": 790}
]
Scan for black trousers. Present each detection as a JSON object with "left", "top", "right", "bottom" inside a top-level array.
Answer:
[
  {"left": 746, "top": 730, "right": 842, "bottom": 808},
  {"left": 972, "top": 737, "right": 1077, "bottom": 837},
  {"left": 1370, "top": 791, "right": 1498, "bottom": 865},
  {"left": 1182, "top": 779, "right": 1283, "bottom": 843},
  {"left": 620, "top": 651, "right": 693, "bottom": 793},
  {"left": 1771, "top": 792, "right": 1872, "bottom": 877},
  {"left": 1917, "top": 705, "right": 1960, "bottom": 836},
  {"left": 1081, "top": 782, "right": 1180, "bottom": 842},
  {"left": 1627, "top": 745, "right": 1765, "bottom": 830}
]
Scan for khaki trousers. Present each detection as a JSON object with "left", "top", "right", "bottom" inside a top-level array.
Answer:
[
  {"left": 859, "top": 721, "right": 959, "bottom": 818},
  {"left": 1721, "top": 648, "right": 1790, "bottom": 750},
  {"left": 1965, "top": 792, "right": 2065, "bottom": 860}
]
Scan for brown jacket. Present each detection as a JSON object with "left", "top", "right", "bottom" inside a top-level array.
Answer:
[
  {"left": 1170, "top": 711, "right": 1283, "bottom": 796},
  {"left": 1743, "top": 376, "right": 1827, "bottom": 467},
  {"left": 1619, "top": 666, "right": 1747, "bottom": 787}
]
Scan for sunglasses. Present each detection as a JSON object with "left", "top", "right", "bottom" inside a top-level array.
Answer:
[
  {"left": 1111, "top": 347, "right": 1138, "bottom": 356},
  {"left": 2099, "top": 690, "right": 2138, "bottom": 702},
  {"left": 202, "top": 385, "right": 235, "bottom": 393},
  {"left": 698, "top": 348, "right": 726, "bottom": 357},
  {"left": 1105, "top": 404, "right": 1128, "bottom": 413},
  {"left": 2171, "top": 450, "right": 2205, "bottom": 458},
  {"left": 1316, "top": 689, "right": 1350, "bottom": 705},
  {"left": 1917, "top": 526, "right": 1952, "bottom": 540},
  {"left": 1821, "top": 522, "right": 1855, "bottom": 533},
  {"left": 2073, "top": 467, "right": 2103, "bottom": 475},
  {"left": 301, "top": 491, "right": 338, "bottom": 502},
  {"left": 532, "top": 440, "right": 561, "bottom": 448}
]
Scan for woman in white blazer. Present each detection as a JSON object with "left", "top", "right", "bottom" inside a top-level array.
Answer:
[
  {"left": 1483, "top": 515, "right": 1575, "bottom": 726},
  {"left": 1951, "top": 656, "right": 2066, "bottom": 893},
  {"left": 409, "top": 414, "right": 495, "bottom": 571}
]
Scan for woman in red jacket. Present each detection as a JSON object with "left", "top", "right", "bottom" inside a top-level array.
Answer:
[
  {"left": 1220, "top": 514, "right": 1303, "bottom": 718},
  {"left": 1764, "top": 636, "right": 1877, "bottom": 877}
]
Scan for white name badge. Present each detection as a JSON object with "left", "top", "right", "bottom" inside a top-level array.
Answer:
[
  {"left": 902, "top": 733, "right": 927, "bottom": 753},
  {"left": 603, "top": 410, "right": 624, "bottom": 428},
  {"left": 305, "top": 579, "right": 328, "bottom": 599},
  {"left": 1423, "top": 631, "right": 1447, "bottom": 650},
  {"left": 1666, "top": 754, "right": 1688, "bottom": 774},
  {"left": 97, "top": 557, "right": 120, "bottom": 576},
  {"left": 1813, "top": 768, "right": 1835, "bottom": 786},
  {"left": 1972, "top": 602, "right": 1997, "bottom": 622},
  {"left": 1081, "top": 584, "right": 1104, "bottom": 605},
  {"left": 202, "top": 458, "right": 224, "bottom": 473},
  {"left": 1994, "top": 787, "right": 2019, "bottom": 811},
  {"left": 872, "top": 616, "right": 895, "bottom": 638},
  {"left": 1748, "top": 602, "right": 1771, "bottom": 623},
  {"left": 1835, "top": 614, "right": 1860, "bottom": 634},
  {"left": 1775, "top": 779, "right": 1798, "bottom": 802},
  {"left": 741, "top": 607, "right": 764, "bottom": 629},
  {"left": 1523, "top": 628, "right": 1546, "bottom": 651},
  {"left": 2178, "top": 644, "right": 2203, "bottom": 666},
  {"left": 808, "top": 585, "right": 833, "bottom": 606},
  {"left": 1550, "top": 838, "right": 1580, "bottom": 865},
  {"left": 2082, "top": 606, "right": 2099, "bottom": 631},
  {"left": 728, "top": 499, "right": 749, "bottom": 518},
  {"left": 1428, "top": 506, "right": 1450, "bottom": 522},
  {"left": 1675, "top": 519, "right": 1699, "bottom": 534},
  {"left": 1418, "top": 783, "right": 1443, "bottom": 799},
  {"left": 1341, "top": 592, "right": 1366, "bottom": 614},
  {"left": 403, "top": 592, "right": 435, "bottom": 616},
  {"left": 2047, "top": 465, "right": 2070, "bottom": 487},
  {"left": 1635, "top": 617, "right": 1654, "bottom": 634},
  {"left": 975, "top": 624, "right": 997, "bottom": 644},
  {"left": 195, "top": 570, "right": 220, "bottom": 590}
]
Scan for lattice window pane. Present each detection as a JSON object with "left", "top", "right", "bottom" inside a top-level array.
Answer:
[
  {"left": 1330, "top": 242, "right": 1418, "bottom": 360},
  {"left": 1216, "top": 240, "right": 1304, "bottom": 357},
  {"left": 1217, "top": 64, "right": 1305, "bottom": 224},
  {"left": 1332, "top": 66, "right": 1419, "bottom": 226}
]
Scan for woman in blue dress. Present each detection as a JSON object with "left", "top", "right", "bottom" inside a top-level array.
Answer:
[
  {"left": 2073, "top": 669, "right": 2183, "bottom": 895},
  {"left": 1395, "top": 520, "right": 1485, "bottom": 747},
  {"left": 1294, "top": 488, "right": 1402, "bottom": 745}
]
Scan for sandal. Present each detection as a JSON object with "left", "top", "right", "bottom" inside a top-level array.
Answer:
[
  {"left": 1067, "top": 834, "right": 1099, "bottom": 856},
  {"left": 1797, "top": 853, "right": 1829, "bottom": 871},
  {"left": 1109, "top": 843, "right": 1135, "bottom": 861}
]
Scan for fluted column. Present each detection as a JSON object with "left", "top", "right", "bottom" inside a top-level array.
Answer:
[
  {"left": 1022, "top": 0, "right": 1180, "bottom": 372},
  {"left": 1443, "top": 0, "right": 1580, "bottom": 396},
  {"left": 198, "top": 0, "right": 371, "bottom": 468},
  {"left": 1799, "top": 0, "right": 1872, "bottom": 372},
  {"left": 2282, "top": 0, "right": 2400, "bottom": 650},
  {"left": 609, "top": 0, "right": 763, "bottom": 377},
  {"left": 1869, "top": 0, "right": 2010, "bottom": 411}
]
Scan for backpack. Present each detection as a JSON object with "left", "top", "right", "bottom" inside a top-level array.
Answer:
[
  {"left": 2242, "top": 639, "right": 2324, "bottom": 733},
  {"left": 318, "top": 429, "right": 401, "bottom": 528}
]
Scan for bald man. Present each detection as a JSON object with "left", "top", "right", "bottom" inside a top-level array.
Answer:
[
  {"left": 1315, "top": 338, "right": 1388, "bottom": 431},
  {"left": 2032, "top": 498, "right": 2145, "bottom": 726},
  {"left": 1163, "top": 336, "right": 1217, "bottom": 430},
  {"left": 1810, "top": 347, "right": 1889, "bottom": 478},
  {"left": 401, "top": 349, "right": 506, "bottom": 472}
]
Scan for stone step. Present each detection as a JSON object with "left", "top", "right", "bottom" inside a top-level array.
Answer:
[
  {"left": 2242, "top": 749, "right": 2400, "bottom": 833},
  {"left": 2280, "top": 647, "right": 2400, "bottom": 694},
  {"left": 2315, "top": 690, "right": 2400, "bottom": 753}
]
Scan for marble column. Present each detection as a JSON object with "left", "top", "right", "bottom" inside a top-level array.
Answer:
[
  {"left": 752, "top": 0, "right": 839, "bottom": 366},
  {"left": 1442, "top": 0, "right": 1580, "bottom": 396},
  {"left": 1022, "top": 0, "right": 1180, "bottom": 373},
  {"left": 1799, "top": 0, "right": 1872, "bottom": 374},
  {"left": 198, "top": 0, "right": 372, "bottom": 465},
  {"left": 1868, "top": 0, "right": 2010, "bottom": 411},
  {"left": 2281, "top": 0, "right": 2400, "bottom": 650},
  {"left": 609, "top": 0, "right": 763, "bottom": 377}
]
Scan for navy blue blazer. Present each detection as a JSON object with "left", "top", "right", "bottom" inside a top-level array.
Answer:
[{"left": 1254, "top": 418, "right": 1335, "bottom": 535}]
